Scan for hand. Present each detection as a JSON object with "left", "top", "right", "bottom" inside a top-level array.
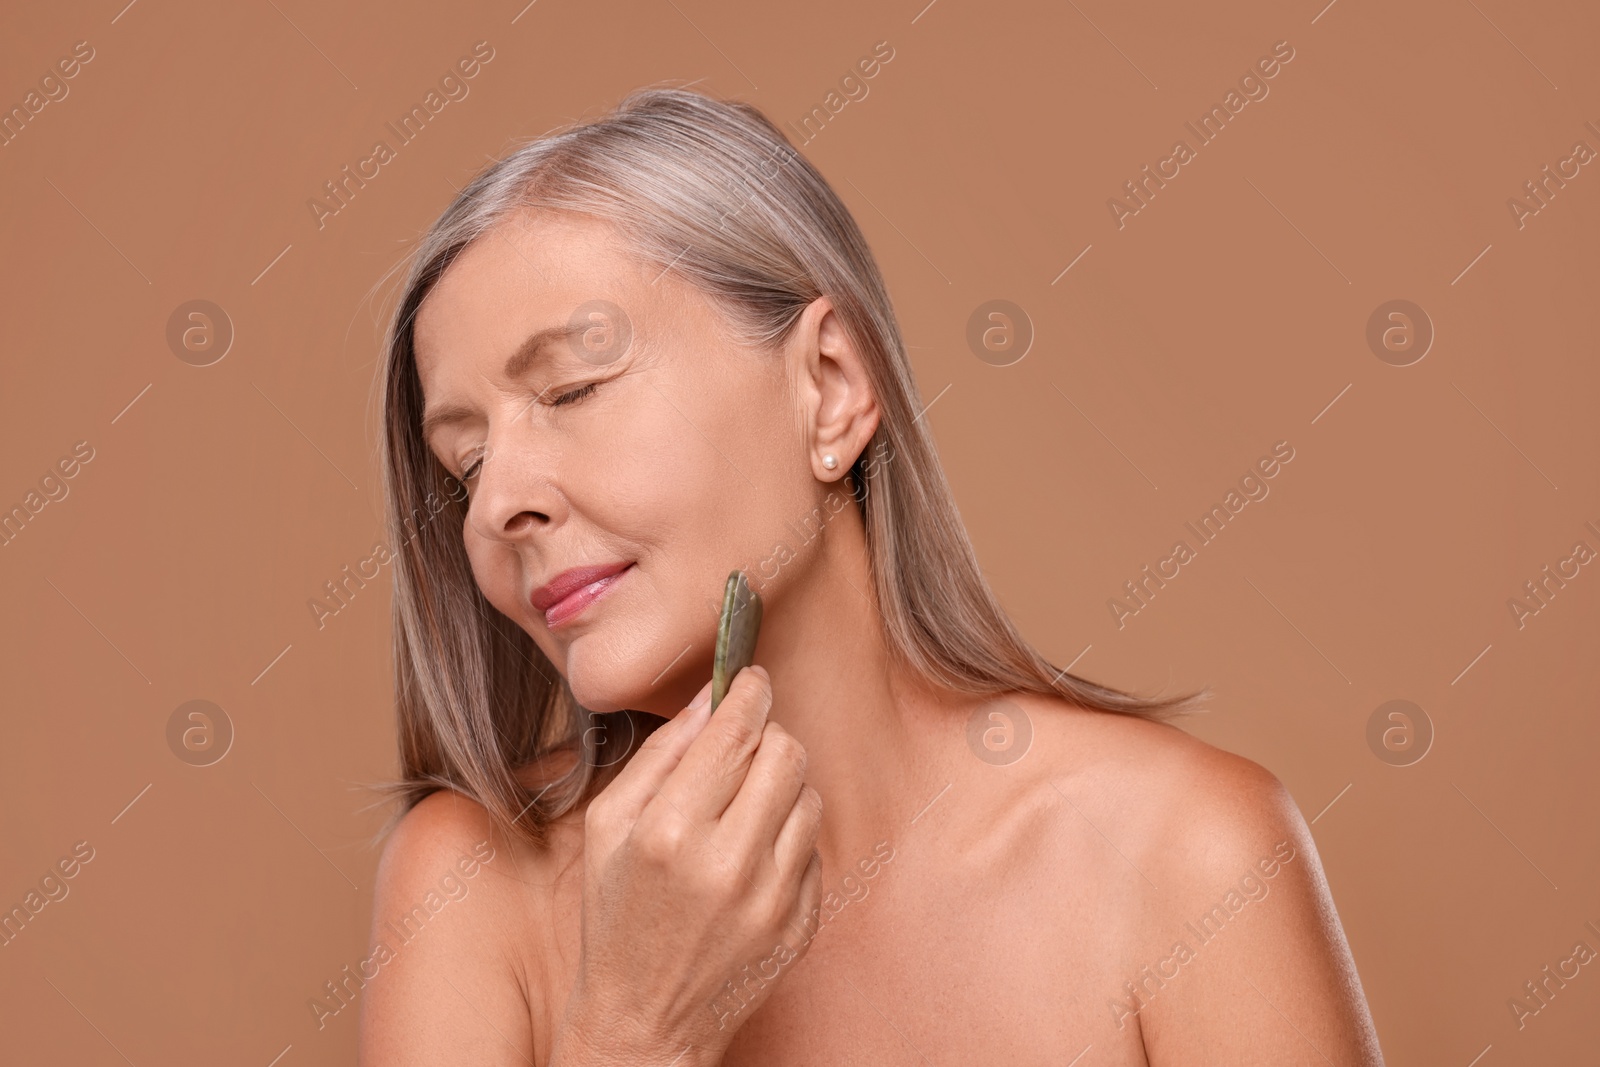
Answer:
[{"left": 551, "top": 665, "right": 824, "bottom": 1066}]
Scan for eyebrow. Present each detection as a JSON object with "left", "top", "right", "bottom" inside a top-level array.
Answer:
[{"left": 419, "top": 322, "right": 587, "bottom": 442}]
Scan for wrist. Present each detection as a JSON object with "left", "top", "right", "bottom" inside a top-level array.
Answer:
[{"left": 552, "top": 994, "right": 721, "bottom": 1067}]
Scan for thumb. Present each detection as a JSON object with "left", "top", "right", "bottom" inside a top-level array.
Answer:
[{"left": 598, "top": 678, "right": 714, "bottom": 818}]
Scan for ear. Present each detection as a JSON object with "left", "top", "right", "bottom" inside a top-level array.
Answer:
[{"left": 788, "top": 296, "right": 880, "bottom": 483}]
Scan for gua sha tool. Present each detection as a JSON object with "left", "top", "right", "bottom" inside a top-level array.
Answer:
[{"left": 711, "top": 570, "right": 763, "bottom": 711}]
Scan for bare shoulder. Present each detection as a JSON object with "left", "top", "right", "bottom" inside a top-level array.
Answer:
[
  {"left": 370, "top": 787, "right": 529, "bottom": 921},
  {"left": 357, "top": 778, "right": 583, "bottom": 1067},
  {"left": 1008, "top": 692, "right": 1293, "bottom": 864},
  {"left": 1012, "top": 693, "right": 1385, "bottom": 1064}
]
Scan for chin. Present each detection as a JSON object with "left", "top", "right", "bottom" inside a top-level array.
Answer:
[
  {"left": 559, "top": 622, "right": 701, "bottom": 717},
  {"left": 565, "top": 672, "right": 631, "bottom": 715}
]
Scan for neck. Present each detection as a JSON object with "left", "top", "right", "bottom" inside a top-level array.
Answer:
[{"left": 744, "top": 491, "right": 966, "bottom": 876}]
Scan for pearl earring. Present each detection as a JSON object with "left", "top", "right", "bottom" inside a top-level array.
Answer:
[{"left": 822, "top": 453, "right": 838, "bottom": 470}]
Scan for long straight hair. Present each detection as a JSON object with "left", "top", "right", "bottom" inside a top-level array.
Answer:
[{"left": 370, "top": 83, "right": 1207, "bottom": 847}]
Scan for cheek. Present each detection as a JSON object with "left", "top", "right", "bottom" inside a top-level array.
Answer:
[
  {"left": 564, "top": 393, "right": 752, "bottom": 660},
  {"left": 565, "top": 378, "right": 805, "bottom": 707},
  {"left": 463, "top": 521, "right": 527, "bottom": 621},
  {"left": 460, "top": 519, "right": 498, "bottom": 569}
]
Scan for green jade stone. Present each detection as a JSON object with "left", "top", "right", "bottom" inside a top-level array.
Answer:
[{"left": 711, "top": 570, "right": 763, "bottom": 711}]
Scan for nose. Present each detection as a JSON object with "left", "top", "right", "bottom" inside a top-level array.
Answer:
[{"left": 465, "top": 431, "right": 567, "bottom": 543}]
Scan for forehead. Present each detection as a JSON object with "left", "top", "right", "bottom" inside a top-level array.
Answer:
[{"left": 413, "top": 210, "right": 657, "bottom": 381}]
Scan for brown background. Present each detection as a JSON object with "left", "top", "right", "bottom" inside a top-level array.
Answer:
[{"left": 2, "top": 0, "right": 1596, "bottom": 1063}]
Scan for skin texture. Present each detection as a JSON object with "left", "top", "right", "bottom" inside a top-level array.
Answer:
[{"left": 358, "top": 209, "right": 1386, "bottom": 1065}]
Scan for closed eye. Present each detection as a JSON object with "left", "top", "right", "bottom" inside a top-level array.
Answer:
[
  {"left": 552, "top": 381, "right": 599, "bottom": 407},
  {"left": 456, "top": 381, "right": 601, "bottom": 483}
]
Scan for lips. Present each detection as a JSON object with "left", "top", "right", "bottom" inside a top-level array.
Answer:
[{"left": 532, "top": 561, "right": 633, "bottom": 627}]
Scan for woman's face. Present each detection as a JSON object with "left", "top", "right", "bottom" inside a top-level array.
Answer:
[{"left": 413, "top": 210, "right": 837, "bottom": 714}]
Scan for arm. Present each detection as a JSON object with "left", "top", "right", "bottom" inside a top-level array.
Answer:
[
  {"left": 357, "top": 789, "right": 538, "bottom": 1067},
  {"left": 1137, "top": 755, "right": 1386, "bottom": 1065},
  {"left": 360, "top": 669, "right": 819, "bottom": 1066}
]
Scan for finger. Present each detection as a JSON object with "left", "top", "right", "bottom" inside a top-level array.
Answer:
[
  {"left": 781, "top": 847, "right": 825, "bottom": 958},
  {"left": 657, "top": 665, "right": 772, "bottom": 826},
  {"left": 773, "top": 783, "right": 824, "bottom": 886},
  {"left": 720, "top": 720, "right": 807, "bottom": 863},
  {"left": 599, "top": 678, "right": 714, "bottom": 822}
]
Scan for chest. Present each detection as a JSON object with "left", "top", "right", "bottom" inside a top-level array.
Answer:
[{"left": 522, "top": 834, "right": 1153, "bottom": 1066}]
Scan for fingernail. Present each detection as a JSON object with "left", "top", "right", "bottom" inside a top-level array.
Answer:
[{"left": 688, "top": 680, "right": 713, "bottom": 713}]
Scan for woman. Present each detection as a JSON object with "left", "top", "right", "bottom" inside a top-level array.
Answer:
[{"left": 359, "top": 85, "right": 1385, "bottom": 1065}]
